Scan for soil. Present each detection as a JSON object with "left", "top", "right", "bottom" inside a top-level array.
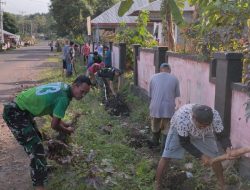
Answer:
[
  {"left": 104, "top": 93, "right": 130, "bottom": 116},
  {"left": 127, "top": 127, "right": 149, "bottom": 149},
  {"left": 0, "top": 42, "right": 59, "bottom": 190}
]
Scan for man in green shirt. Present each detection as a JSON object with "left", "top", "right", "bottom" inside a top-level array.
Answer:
[{"left": 3, "top": 75, "right": 91, "bottom": 190}]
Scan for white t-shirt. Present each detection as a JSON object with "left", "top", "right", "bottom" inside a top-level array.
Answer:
[{"left": 171, "top": 104, "right": 224, "bottom": 137}]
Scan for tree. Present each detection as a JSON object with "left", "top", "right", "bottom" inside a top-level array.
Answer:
[
  {"left": 3, "top": 12, "right": 19, "bottom": 34},
  {"left": 160, "top": 0, "right": 184, "bottom": 50},
  {"left": 186, "top": 0, "right": 249, "bottom": 52},
  {"left": 14, "top": 13, "right": 56, "bottom": 38},
  {"left": 118, "top": 0, "right": 185, "bottom": 50},
  {"left": 50, "top": 0, "right": 119, "bottom": 37},
  {"left": 50, "top": 0, "right": 90, "bottom": 37},
  {"left": 85, "top": 0, "right": 119, "bottom": 17}
]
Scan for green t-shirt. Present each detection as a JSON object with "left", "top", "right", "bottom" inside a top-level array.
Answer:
[{"left": 15, "top": 82, "right": 72, "bottom": 118}]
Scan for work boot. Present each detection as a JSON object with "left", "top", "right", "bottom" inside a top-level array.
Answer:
[
  {"left": 160, "top": 134, "right": 167, "bottom": 154},
  {"left": 147, "top": 131, "right": 161, "bottom": 148}
]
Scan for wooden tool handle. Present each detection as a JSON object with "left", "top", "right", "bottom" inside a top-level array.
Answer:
[{"left": 211, "top": 147, "right": 250, "bottom": 164}]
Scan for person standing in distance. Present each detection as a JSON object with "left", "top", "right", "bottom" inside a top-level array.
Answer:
[{"left": 62, "top": 39, "right": 69, "bottom": 75}]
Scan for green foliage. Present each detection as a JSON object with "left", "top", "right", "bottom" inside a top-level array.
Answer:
[
  {"left": 164, "top": 0, "right": 184, "bottom": 25},
  {"left": 50, "top": 0, "right": 91, "bottom": 37},
  {"left": 50, "top": 0, "right": 118, "bottom": 37},
  {"left": 115, "top": 11, "right": 157, "bottom": 69},
  {"left": 3, "top": 12, "right": 19, "bottom": 34},
  {"left": 45, "top": 89, "right": 154, "bottom": 189},
  {"left": 127, "top": 94, "right": 150, "bottom": 125},
  {"left": 74, "top": 35, "right": 84, "bottom": 45},
  {"left": 117, "top": 8, "right": 150, "bottom": 46},
  {"left": 182, "top": 0, "right": 250, "bottom": 56},
  {"left": 39, "top": 57, "right": 154, "bottom": 190},
  {"left": 118, "top": 0, "right": 134, "bottom": 17},
  {"left": 160, "top": 0, "right": 185, "bottom": 49},
  {"left": 135, "top": 159, "right": 154, "bottom": 188},
  {"left": 118, "top": 0, "right": 185, "bottom": 49},
  {"left": 39, "top": 51, "right": 250, "bottom": 190},
  {"left": 85, "top": 0, "right": 119, "bottom": 18},
  {"left": 14, "top": 12, "right": 56, "bottom": 38}
]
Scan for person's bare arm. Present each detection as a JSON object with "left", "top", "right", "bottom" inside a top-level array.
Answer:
[
  {"left": 155, "top": 158, "right": 169, "bottom": 190},
  {"left": 51, "top": 117, "right": 74, "bottom": 134},
  {"left": 175, "top": 97, "right": 181, "bottom": 110},
  {"left": 117, "top": 76, "right": 121, "bottom": 92},
  {"left": 109, "top": 80, "right": 116, "bottom": 95}
]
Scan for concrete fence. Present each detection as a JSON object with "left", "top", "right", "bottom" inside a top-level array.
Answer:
[
  {"left": 111, "top": 42, "right": 250, "bottom": 166},
  {"left": 131, "top": 44, "right": 250, "bottom": 177},
  {"left": 112, "top": 43, "right": 126, "bottom": 71}
]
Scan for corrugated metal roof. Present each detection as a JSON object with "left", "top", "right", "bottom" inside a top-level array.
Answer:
[
  {"left": 0, "top": 29, "right": 16, "bottom": 36},
  {"left": 141, "top": 0, "right": 161, "bottom": 12},
  {"left": 129, "top": 0, "right": 195, "bottom": 16},
  {"left": 128, "top": 0, "right": 161, "bottom": 16},
  {"left": 91, "top": 0, "right": 149, "bottom": 25}
]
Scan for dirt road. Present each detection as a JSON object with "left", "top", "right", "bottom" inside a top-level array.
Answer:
[{"left": 0, "top": 42, "right": 59, "bottom": 190}]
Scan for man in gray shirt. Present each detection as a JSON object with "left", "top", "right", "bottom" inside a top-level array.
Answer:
[{"left": 148, "top": 63, "right": 180, "bottom": 152}]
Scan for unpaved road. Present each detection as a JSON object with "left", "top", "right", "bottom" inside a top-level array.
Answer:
[{"left": 0, "top": 42, "right": 59, "bottom": 190}]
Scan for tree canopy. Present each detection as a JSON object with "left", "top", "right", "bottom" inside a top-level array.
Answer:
[
  {"left": 50, "top": 0, "right": 119, "bottom": 37},
  {"left": 3, "top": 12, "right": 19, "bottom": 34}
]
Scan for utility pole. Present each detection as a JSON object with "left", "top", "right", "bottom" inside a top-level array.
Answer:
[
  {"left": 19, "top": 11, "right": 25, "bottom": 35},
  {"left": 30, "top": 20, "right": 33, "bottom": 36},
  {"left": 0, "top": 0, "right": 6, "bottom": 43}
]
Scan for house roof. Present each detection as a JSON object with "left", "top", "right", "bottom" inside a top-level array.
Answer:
[
  {"left": 129, "top": 0, "right": 161, "bottom": 16},
  {"left": 0, "top": 29, "right": 16, "bottom": 36},
  {"left": 91, "top": 0, "right": 150, "bottom": 27},
  {"left": 0, "top": 29, "right": 20, "bottom": 40},
  {"left": 129, "top": 0, "right": 195, "bottom": 16}
]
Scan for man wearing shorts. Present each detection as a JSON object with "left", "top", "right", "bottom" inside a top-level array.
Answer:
[
  {"left": 2, "top": 75, "right": 91, "bottom": 190},
  {"left": 155, "top": 104, "right": 233, "bottom": 190},
  {"left": 148, "top": 63, "right": 180, "bottom": 152}
]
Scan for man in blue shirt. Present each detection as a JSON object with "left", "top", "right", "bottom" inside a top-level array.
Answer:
[{"left": 104, "top": 46, "right": 111, "bottom": 67}]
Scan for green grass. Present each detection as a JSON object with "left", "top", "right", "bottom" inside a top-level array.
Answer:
[
  {"left": 39, "top": 57, "right": 155, "bottom": 190},
  {"left": 41, "top": 55, "right": 250, "bottom": 190},
  {"left": 45, "top": 88, "right": 155, "bottom": 190}
]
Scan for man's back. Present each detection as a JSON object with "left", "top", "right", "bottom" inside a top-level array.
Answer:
[
  {"left": 149, "top": 72, "right": 180, "bottom": 118},
  {"left": 97, "top": 67, "right": 115, "bottom": 81},
  {"left": 83, "top": 44, "right": 90, "bottom": 55},
  {"left": 62, "top": 45, "right": 69, "bottom": 59},
  {"left": 16, "top": 82, "right": 71, "bottom": 118},
  {"left": 65, "top": 46, "right": 75, "bottom": 64}
]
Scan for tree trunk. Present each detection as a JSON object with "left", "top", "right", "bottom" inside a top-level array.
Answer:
[{"left": 166, "top": 10, "right": 175, "bottom": 51}]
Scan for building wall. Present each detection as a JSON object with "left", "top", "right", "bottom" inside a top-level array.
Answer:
[
  {"left": 168, "top": 56, "right": 215, "bottom": 108},
  {"left": 134, "top": 48, "right": 250, "bottom": 157},
  {"left": 231, "top": 89, "right": 250, "bottom": 156},
  {"left": 137, "top": 49, "right": 155, "bottom": 91},
  {"left": 112, "top": 45, "right": 120, "bottom": 69}
]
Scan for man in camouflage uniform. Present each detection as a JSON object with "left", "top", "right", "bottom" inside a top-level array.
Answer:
[{"left": 3, "top": 75, "right": 91, "bottom": 190}]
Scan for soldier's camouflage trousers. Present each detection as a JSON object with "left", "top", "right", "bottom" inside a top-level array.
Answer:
[{"left": 2, "top": 102, "right": 48, "bottom": 187}]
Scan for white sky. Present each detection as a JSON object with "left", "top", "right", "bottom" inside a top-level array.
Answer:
[{"left": 3, "top": 0, "right": 50, "bottom": 15}]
